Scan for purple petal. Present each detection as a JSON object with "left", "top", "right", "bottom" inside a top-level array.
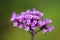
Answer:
[
  {"left": 26, "top": 19, "right": 31, "bottom": 25},
  {"left": 38, "top": 21, "right": 45, "bottom": 27},
  {"left": 33, "top": 16, "right": 40, "bottom": 20},
  {"left": 12, "top": 12, "right": 17, "bottom": 17},
  {"left": 26, "top": 9, "right": 30, "bottom": 13},
  {"left": 45, "top": 19, "right": 52, "bottom": 24},
  {"left": 24, "top": 26, "right": 30, "bottom": 31},
  {"left": 24, "top": 24, "right": 30, "bottom": 31},
  {"left": 31, "top": 23, "right": 36, "bottom": 29},
  {"left": 39, "top": 12, "right": 44, "bottom": 17},
  {"left": 19, "top": 24, "right": 23, "bottom": 28},
  {"left": 18, "top": 16, "right": 23, "bottom": 22},
  {"left": 32, "top": 8, "right": 44, "bottom": 17},
  {"left": 33, "top": 20, "right": 37, "bottom": 24},
  {"left": 23, "top": 20, "right": 26, "bottom": 23},
  {"left": 31, "top": 20, "right": 37, "bottom": 29},
  {"left": 10, "top": 12, "right": 17, "bottom": 21},
  {"left": 21, "top": 12, "right": 26, "bottom": 15},
  {"left": 25, "top": 14, "right": 33, "bottom": 19},
  {"left": 47, "top": 26, "right": 54, "bottom": 32},
  {"left": 42, "top": 29, "right": 47, "bottom": 34},
  {"left": 13, "top": 22, "right": 18, "bottom": 27}
]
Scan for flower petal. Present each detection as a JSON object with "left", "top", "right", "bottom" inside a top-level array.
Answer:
[
  {"left": 13, "top": 22, "right": 18, "bottom": 27},
  {"left": 42, "top": 29, "right": 47, "bottom": 34},
  {"left": 47, "top": 26, "right": 54, "bottom": 32}
]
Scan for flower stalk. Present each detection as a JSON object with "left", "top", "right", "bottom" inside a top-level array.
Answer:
[
  {"left": 30, "top": 29, "right": 40, "bottom": 40},
  {"left": 30, "top": 30, "right": 34, "bottom": 40}
]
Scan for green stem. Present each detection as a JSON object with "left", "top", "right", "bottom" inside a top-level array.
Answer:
[
  {"left": 30, "top": 30, "right": 34, "bottom": 40},
  {"left": 30, "top": 29, "right": 40, "bottom": 40}
]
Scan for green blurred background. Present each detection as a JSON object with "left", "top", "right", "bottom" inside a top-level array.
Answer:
[{"left": 0, "top": 0, "right": 60, "bottom": 40}]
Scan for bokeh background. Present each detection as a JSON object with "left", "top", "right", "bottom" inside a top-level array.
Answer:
[{"left": 0, "top": 0, "right": 60, "bottom": 40}]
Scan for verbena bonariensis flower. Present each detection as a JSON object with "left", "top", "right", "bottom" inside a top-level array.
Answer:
[{"left": 10, "top": 8, "right": 54, "bottom": 34}]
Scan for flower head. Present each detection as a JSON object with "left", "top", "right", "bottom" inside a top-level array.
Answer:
[{"left": 10, "top": 8, "right": 54, "bottom": 34}]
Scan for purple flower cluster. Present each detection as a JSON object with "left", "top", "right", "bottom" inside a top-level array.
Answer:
[{"left": 10, "top": 8, "right": 54, "bottom": 34}]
